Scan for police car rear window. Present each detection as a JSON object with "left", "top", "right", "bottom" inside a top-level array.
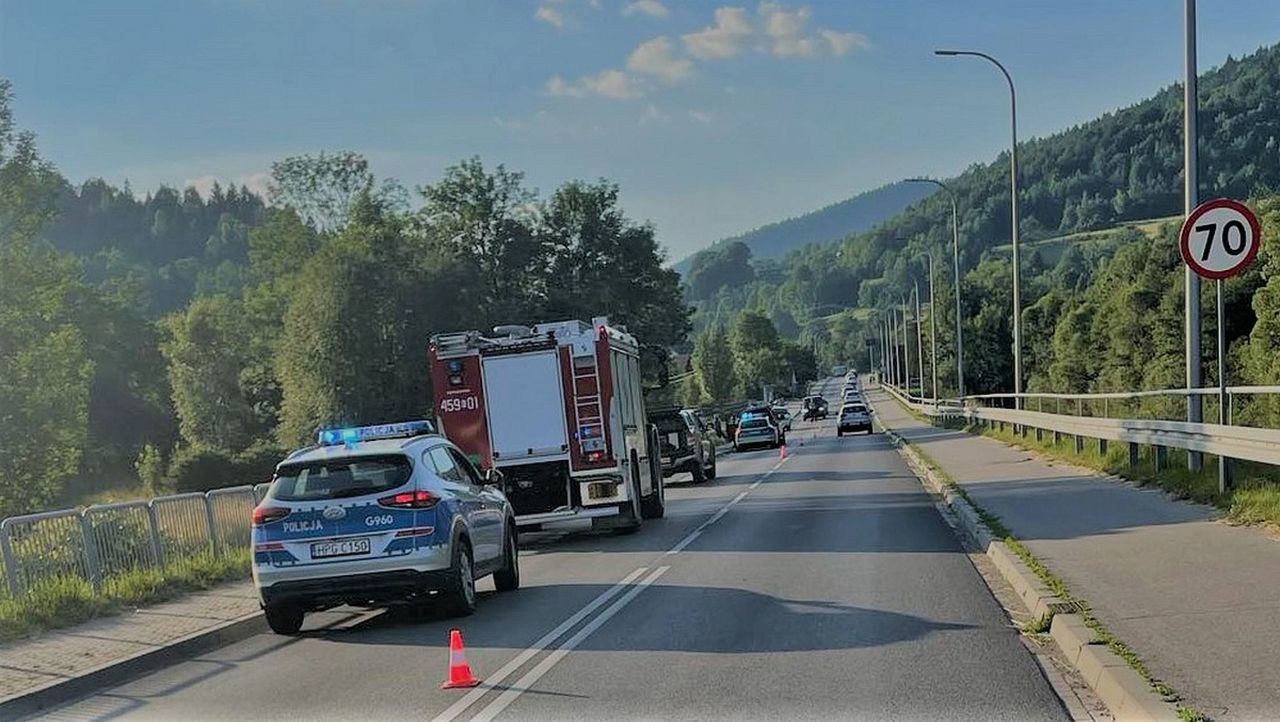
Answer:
[
  {"left": 741, "top": 417, "right": 769, "bottom": 429},
  {"left": 270, "top": 455, "right": 412, "bottom": 501}
]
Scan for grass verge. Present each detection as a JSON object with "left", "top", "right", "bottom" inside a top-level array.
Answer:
[
  {"left": 971, "top": 420, "right": 1280, "bottom": 528},
  {"left": 0, "top": 552, "right": 249, "bottom": 644},
  {"left": 893, "top": 426, "right": 1207, "bottom": 721}
]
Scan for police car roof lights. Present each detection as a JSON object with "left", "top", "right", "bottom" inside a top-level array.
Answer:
[{"left": 317, "top": 420, "right": 435, "bottom": 446}]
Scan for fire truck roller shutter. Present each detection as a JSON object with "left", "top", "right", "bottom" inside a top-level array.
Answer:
[{"left": 482, "top": 351, "right": 571, "bottom": 464}]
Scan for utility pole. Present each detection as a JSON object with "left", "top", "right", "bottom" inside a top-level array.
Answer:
[
  {"left": 906, "top": 178, "right": 965, "bottom": 397},
  {"left": 914, "top": 281, "right": 925, "bottom": 401},
  {"left": 1184, "top": 0, "right": 1204, "bottom": 472}
]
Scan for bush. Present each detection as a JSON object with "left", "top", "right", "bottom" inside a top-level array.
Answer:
[
  {"left": 135, "top": 443, "right": 169, "bottom": 495},
  {"left": 168, "top": 442, "right": 286, "bottom": 493}
]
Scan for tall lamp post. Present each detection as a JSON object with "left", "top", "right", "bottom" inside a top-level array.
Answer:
[
  {"left": 900, "top": 296, "right": 911, "bottom": 394},
  {"left": 936, "top": 49, "right": 1022, "bottom": 406},
  {"left": 913, "top": 281, "right": 925, "bottom": 401},
  {"left": 918, "top": 253, "right": 939, "bottom": 403},
  {"left": 907, "top": 177, "right": 964, "bottom": 397}
]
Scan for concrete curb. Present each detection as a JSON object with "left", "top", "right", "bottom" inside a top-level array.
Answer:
[
  {"left": 1, "top": 610, "right": 266, "bottom": 720},
  {"left": 879, "top": 419, "right": 1181, "bottom": 722}
]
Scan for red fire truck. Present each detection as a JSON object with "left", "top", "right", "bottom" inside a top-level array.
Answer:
[{"left": 428, "top": 317, "right": 665, "bottom": 531}]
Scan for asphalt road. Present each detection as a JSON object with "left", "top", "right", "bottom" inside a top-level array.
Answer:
[{"left": 40, "top": 384, "right": 1068, "bottom": 722}]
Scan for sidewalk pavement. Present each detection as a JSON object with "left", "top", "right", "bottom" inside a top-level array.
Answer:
[
  {"left": 869, "top": 388, "right": 1280, "bottom": 722},
  {"left": 0, "top": 580, "right": 261, "bottom": 717}
]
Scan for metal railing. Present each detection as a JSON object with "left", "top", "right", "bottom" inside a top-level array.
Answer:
[
  {"left": 0, "top": 483, "right": 271, "bottom": 600},
  {"left": 878, "top": 381, "right": 1280, "bottom": 470}
]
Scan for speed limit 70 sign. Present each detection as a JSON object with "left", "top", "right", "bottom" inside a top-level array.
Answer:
[{"left": 1179, "top": 198, "right": 1262, "bottom": 279}]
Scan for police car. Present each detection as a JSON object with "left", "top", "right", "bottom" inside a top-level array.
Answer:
[{"left": 251, "top": 421, "right": 519, "bottom": 634}]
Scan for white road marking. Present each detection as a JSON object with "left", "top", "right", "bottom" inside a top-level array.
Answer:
[
  {"left": 468, "top": 566, "right": 670, "bottom": 722},
  {"left": 439, "top": 452, "right": 792, "bottom": 720},
  {"left": 431, "top": 566, "right": 648, "bottom": 722},
  {"left": 663, "top": 454, "right": 790, "bottom": 554},
  {"left": 663, "top": 529, "right": 701, "bottom": 555}
]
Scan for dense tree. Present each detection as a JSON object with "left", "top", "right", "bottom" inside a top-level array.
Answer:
[
  {"left": 692, "top": 326, "right": 736, "bottom": 404},
  {"left": 544, "top": 179, "right": 691, "bottom": 381}
]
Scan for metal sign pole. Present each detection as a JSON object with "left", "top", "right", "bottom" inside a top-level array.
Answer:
[{"left": 1217, "top": 279, "right": 1231, "bottom": 491}]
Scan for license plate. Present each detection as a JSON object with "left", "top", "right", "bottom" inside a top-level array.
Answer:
[
  {"left": 311, "top": 538, "right": 371, "bottom": 559},
  {"left": 587, "top": 482, "right": 616, "bottom": 500}
]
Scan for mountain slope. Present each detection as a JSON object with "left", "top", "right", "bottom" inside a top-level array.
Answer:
[{"left": 673, "top": 181, "right": 933, "bottom": 274}]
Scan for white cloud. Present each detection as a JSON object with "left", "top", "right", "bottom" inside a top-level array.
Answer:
[
  {"left": 640, "top": 104, "right": 671, "bottom": 124},
  {"left": 535, "top": 5, "right": 564, "bottom": 28},
  {"left": 623, "top": 0, "right": 669, "bottom": 18},
  {"left": 582, "top": 69, "right": 642, "bottom": 99},
  {"left": 627, "top": 36, "right": 692, "bottom": 83},
  {"left": 688, "top": 109, "right": 714, "bottom": 124},
  {"left": 544, "top": 2, "right": 867, "bottom": 105},
  {"left": 548, "top": 69, "right": 643, "bottom": 100},
  {"left": 757, "top": 2, "right": 867, "bottom": 58},
  {"left": 546, "top": 75, "right": 588, "bottom": 97},
  {"left": 682, "top": 6, "right": 752, "bottom": 60},
  {"left": 821, "top": 29, "right": 869, "bottom": 57},
  {"left": 761, "top": 2, "right": 817, "bottom": 57}
]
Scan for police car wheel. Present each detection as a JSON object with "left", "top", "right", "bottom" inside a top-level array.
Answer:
[
  {"left": 264, "top": 602, "right": 304, "bottom": 635},
  {"left": 444, "top": 542, "right": 478, "bottom": 617},
  {"left": 493, "top": 525, "right": 520, "bottom": 592}
]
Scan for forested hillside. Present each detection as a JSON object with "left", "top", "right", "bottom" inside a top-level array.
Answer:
[
  {"left": 0, "top": 80, "right": 689, "bottom": 517},
  {"left": 674, "top": 181, "right": 933, "bottom": 274},
  {"left": 680, "top": 41, "right": 1280, "bottom": 410}
]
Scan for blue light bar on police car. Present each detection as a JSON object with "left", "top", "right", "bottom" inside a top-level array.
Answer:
[{"left": 317, "top": 420, "right": 435, "bottom": 446}]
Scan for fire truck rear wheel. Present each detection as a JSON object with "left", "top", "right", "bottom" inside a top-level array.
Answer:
[
  {"left": 613, "top": 465, "right": 644, "bottom": 534},
  {"left": 641, "top": 471, "right": 665, "bottom": 519}
]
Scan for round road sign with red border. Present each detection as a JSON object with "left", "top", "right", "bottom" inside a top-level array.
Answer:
[{"left": 1179, "top": 198, "right": 1262, "bottom": 279}]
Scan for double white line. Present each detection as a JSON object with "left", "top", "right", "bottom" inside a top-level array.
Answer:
[{"left": 432, "top": 453, "right": 791, "bottom": 722}]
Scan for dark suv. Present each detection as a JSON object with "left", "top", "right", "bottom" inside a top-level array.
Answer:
[{"left": 649, "top": 408, "right": 718, "bottom": 483}]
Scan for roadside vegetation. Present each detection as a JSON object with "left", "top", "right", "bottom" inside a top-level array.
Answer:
[
  {"left": 971, "top": 421, "right": 1280, "bottom": 528},
  {"left": 0, "top": 553, "right": 248, "bottom": 644}
]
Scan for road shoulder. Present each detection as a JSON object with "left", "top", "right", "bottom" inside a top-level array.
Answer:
[{"left": 0, "top": 581, "right": 262, "bottom": 720}]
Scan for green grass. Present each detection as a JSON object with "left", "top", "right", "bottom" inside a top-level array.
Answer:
[
  {"left": 891, "top": 424, "right": 1207, "bottom": 720},
  {"left": 972, "top": 421, "right": 1280, "bottom": 528},
  {"left": 0, "top": 552, "right": 249, "bottom": 644}
]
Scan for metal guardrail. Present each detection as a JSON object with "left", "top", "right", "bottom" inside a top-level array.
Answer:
[
  {"left": 0, "top": 484, "right": 269, "bottom": 600},
  {"left": 878, "top": 382, "right": 1280, "bottom": 470}
]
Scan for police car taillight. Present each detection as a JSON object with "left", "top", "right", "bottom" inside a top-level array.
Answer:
[
  {"left": 252, "top": 507, "right": 290, "bottom": 526},
  {"left": 377, "top": 490, "right": 439, "bottom": 509}
]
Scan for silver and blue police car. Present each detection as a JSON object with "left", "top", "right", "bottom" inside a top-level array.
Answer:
[{"left": 251, "top": 421, "right": 519, "bottom": 634}]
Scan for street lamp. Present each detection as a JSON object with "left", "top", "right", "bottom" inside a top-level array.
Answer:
[
  {"left": 913, "top": 281, "right": 925, "bottom": 401},
  {"left": 936, "top": 49, "right": 1023, "bottom": 406},
  {"left": 901, "top": 295, "right": 912, "bottom": 396},
  {"left": 906, "top": 177, "right": 964, "bottom": 397},
  {"left": 917, "top": 253, "right": 939, "bottom": 403}
]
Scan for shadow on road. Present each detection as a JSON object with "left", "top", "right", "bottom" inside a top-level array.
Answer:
[{"left": 329, "top": 583, "right": 975, "bottom": 654}]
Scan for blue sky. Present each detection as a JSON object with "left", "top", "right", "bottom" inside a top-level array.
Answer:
[{"left": 2, "top": 1, "right": 1278, "bottom": 259}]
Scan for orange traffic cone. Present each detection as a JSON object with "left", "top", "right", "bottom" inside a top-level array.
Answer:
[
  {"left": 441, "top": 629, "right": 481, "bottom": 689},
  {"left": 779, "top": 444, "right": 789, "bottom": 459}
]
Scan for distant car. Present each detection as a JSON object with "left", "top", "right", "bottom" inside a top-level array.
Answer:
[
  {"left": 837, "top": 402, "right": 872, "bottom": 436},
  {"left": 735, "top": 414, "right": 782, "bottom": 451},
  {"left": 649, "top": 407, "right": 717, "bottom": 483},
  {"left": 251, "top": 421, "right": 519, "bottom": 634}
]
